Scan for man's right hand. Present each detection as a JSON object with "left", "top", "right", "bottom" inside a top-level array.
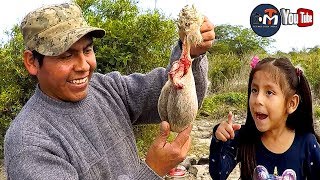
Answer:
[
  {"left": 145, "top": 121, "right": 192, "bottom": 177},
  {"left": 215, "top": 111, "right": 241, "bottom": 142}
]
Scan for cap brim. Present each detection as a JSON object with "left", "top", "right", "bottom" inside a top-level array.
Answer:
[
  {"left": 88, "top": 28, "right": 105, "bottom": 38},
  {"left": 36, "top": 26, "right": 105, "bottom": 56}
]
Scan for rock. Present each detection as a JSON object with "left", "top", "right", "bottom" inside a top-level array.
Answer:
[
  {"left": 197, "top": 155, "right": 209, "bottom": 165},
  {"left": 180, "top": 156, "right": 197, "bottom": 170},
  {"left": 189, "top": 165, "right": 210, "bottom": 179}
]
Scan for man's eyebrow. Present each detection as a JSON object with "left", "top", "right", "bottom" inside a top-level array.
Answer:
[
  {"left": 67, "top": 41, "right": 93, "bottom": 53},
  {"left": 85, "top": 41, "right": 94, "bottom": 49}
]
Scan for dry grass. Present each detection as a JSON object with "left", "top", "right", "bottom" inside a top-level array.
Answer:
[
  {"left": 0, "top": 163, "right": 6, "bottom": 180},
  {"left": 189, "top": 138, "right": 210, "bottom": 158}
]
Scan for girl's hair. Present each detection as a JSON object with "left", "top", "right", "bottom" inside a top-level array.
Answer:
[{"left": 238, "top": 57, "right": 320, "bottom": 179}]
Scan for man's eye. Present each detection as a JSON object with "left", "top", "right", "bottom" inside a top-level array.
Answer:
[
  {"left": 60, "top": 53, "right": 72, "bottom": 59},
  {"left": 84, "top": 47, "right": 93, "bottom": 54}
]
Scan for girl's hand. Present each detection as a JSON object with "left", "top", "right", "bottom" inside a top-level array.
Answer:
[{"left": 215, "top": 111, "right": 241, "bottom": 142}]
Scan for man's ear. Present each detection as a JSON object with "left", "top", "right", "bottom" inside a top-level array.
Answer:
[
  {"left": 287, "top": 94, "right": 299, "bottom": 114},
  {"left": 23, "top": 50, "right": 39, "bottom": 76}
]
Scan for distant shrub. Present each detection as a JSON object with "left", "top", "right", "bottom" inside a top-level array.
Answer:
[
  {"left": 133, "top": 124, "right": 175, "bottom": 158},
  {"left": 134, "top": 124, "right": 159, "bottom": 158},
  {"left": 200, "top": 92, "right": 247, "bottom": 120},
  {"left": 290, "top": 52, "right": 320, "bottom": 97},
  {"left": 206, "top": 53, "right": 243, "bottom": 93},
  {"left": 314, "top": 105, "right": 320, "bottom": 119}
]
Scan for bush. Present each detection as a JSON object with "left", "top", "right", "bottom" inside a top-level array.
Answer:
[
  {"left": 133, "top": 124, "right": 159, "bottom": 158},
  {"left": 207, "top": 53, "right": 243, "bottom": 93},
  {"left": 0, "top": 27, "right": 37, "bottom": 158},
  {"left": 133, "top": 124, "right": 175, "bottom": 158},
  {"left": 199, "top": 92, "right": 247, "bottom": 120},
  {"left": 314, "top": 105, "right": 320, "bottom": 119},
  {"left": 289, "top": 51, "right": 320, "bottom": 97}
]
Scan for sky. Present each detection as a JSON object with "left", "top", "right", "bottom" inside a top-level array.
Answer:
[{"left": 0, "top": 0, "right": 319, "bottom": 53}]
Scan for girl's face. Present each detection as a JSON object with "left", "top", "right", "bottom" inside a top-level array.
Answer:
[{"left": 249, "top": 70, "right": 289, "bottom": 133}]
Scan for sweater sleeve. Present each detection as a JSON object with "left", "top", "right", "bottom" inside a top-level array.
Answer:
[
  {"left": 305, "top": 133, "right": 320, "bottom": 179},
  {"left": 209, "top": 124, "right": 239, "bottom": 180},
  {"left": 6, "top": 146, "right": 78, "bottom": 180},
  {"left": 134, "top": 161, "right": 163, "bottom": 180},
  {"left": 99, "top": 41, "right": 208, "bottom": 125}
]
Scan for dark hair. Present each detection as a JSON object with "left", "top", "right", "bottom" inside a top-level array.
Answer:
[
  {"left": 32, "top": 50, "right": 45, "bottom": 67},
  {"left": 238, "top": 57, "right": 320, "bottom": 179}
]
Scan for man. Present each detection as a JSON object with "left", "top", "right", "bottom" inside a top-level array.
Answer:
[{"left": 4, "top": 3, "right": 214, "bottom": 179}]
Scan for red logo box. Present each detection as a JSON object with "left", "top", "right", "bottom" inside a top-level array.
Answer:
[{"left": 297, "top": 8, "right": 313, "bottom": 27}]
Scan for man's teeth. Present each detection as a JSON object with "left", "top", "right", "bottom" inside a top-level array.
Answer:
[{"left": 70, "top": 77, "right": 88, "bottom": 84}]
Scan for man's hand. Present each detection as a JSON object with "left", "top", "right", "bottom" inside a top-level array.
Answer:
[
  {"left": 180, "top": 16, "right": 215, "bottom": 57},
  {"left": 215, "top": 111, "right": 241, "bottom": 142},
  {"left": 145, "top": 121, "right": 192, "bottom": 177}
]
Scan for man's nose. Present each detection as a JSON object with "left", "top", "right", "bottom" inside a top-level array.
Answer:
[{"left": 74, "top": 52, "right": 90, "bottom": 71}]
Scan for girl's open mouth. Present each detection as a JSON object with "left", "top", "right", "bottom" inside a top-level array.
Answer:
[{"left": 255, "top": 112, "right": 268, "bottom": 120}]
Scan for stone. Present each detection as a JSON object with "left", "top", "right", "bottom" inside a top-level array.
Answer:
[
  {"left": 197, "top": 155, "right": 209, "bottom": 165},
  {"left": 189, "top": 165, "right": 210, "bottom": 178},
  {"left": 180, "top": 156, "right": 197, "bottom": 170}
]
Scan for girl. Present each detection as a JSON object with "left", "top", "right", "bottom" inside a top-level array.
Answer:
[{"left": 209, "top": 57, "right": 320, "bottom": 179}]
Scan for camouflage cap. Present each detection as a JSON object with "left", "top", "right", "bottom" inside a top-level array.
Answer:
[{"left": 20, "top": 3, "right": 105, "bottom": 56}]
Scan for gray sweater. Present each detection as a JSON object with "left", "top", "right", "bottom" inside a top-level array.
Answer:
[{"left": 4, "top": 44, "right": 208, "bottom": 180}]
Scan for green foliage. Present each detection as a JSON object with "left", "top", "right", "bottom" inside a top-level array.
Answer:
[
  {"left": 314, "top": 105, "right": 320, "bottom": 119},
  {"left": 289, "top": 50, "right": 320, "bottom": 96},
  {"left": 133, "top": 124, "right": 175, "bottom": 158},
  {"left": 133, "top": 124, "right": 159, "bottom": 158},
  {"left": 210, "top": 24, "right": 274, "bottom": 56},
  {"left": 75, "top": 0, "right": 177, "bottom": 74},
  {"left": 200, "top": 92, "right": 247, "bottom": 119},
  {"left": 207, "top": 53, "right": 245, "bottom": 92},
  {"left": 0, "top": 26, "right": 37, "bottom": 156}
]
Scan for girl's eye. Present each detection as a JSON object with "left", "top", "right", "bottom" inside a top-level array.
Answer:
[
  {"left": 251, "top": 88, "right": 257, "bottom": 93},
  {"left": 266, "top": 90, "right": 274, "bottom": 95}
]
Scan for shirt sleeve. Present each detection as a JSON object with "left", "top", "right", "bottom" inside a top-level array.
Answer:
[
  {"left": 209, "top": 124, "right": 239, "bottom": 180},
  {"left": 6, "top": 146, "right": 79, "bottom": 180},
  {"left": 134, "top": 161, "right": 163, "bottom": 180},
  {"left": 305, "top": 133, "right": 320, "bottom": 179}
]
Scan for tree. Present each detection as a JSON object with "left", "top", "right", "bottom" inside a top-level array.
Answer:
[
  {"left": 75, "top": 0, "right": 177, "bottom": 74},
  {"left": 210, "top": 24, "right": 274, "bottom": 56},
  {"left": 0, "top": 26, "right": 37, "bottom": 155}
]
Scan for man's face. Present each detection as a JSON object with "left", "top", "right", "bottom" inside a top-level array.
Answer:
[{"left": 37, "top": 36, "right": 96, "bottom": 102}]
